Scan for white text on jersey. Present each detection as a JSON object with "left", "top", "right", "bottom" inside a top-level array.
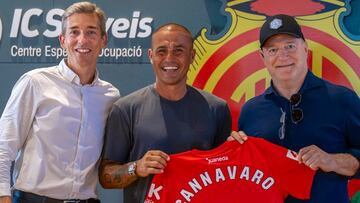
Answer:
[{"left": 145, "top": 165, "right": 275, "bottom": 202}]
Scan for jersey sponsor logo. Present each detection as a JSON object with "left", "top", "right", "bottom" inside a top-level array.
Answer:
[
  {"left": 145, "top": 165, "right": 275, "bottom": 202},
  {"left": 286, "top": 150, "right": 298, "bottom": 161},
  {"left": 205, "top": 156, "right": 228, "bottom": 164},
  {"left": 187, "top": 0, "right": 360, "bottom": 129}
]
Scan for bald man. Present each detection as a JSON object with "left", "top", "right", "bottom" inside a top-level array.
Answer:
[{"left": 99, "top": 23, "right": 232, "bottom": 203}]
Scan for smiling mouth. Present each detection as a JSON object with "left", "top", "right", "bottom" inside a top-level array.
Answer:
[
  {"left": 276, "top": 63, "right": 295, "bottom": 68},
  {"left": 75, "top": 48, "right": 91, "bottom": 53},
  {"left": 162, "top": 66, "right": 178, "bottom": 71}
]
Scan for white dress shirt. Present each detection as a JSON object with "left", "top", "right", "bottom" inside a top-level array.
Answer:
[{"left": 0, "top": 59, "right": 120, "bottom": 199}]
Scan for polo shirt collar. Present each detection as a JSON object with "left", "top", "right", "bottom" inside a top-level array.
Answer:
[
  {"left": 299, "top": 71, "right": 323, "bottom": 92},
  {"left": 265, "top": 70, "right": 324, "bottom": 97}
]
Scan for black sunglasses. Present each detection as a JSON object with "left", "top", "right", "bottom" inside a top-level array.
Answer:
[
  {"left": 278, "top": 93, "right": 303, "bottom": 140},
  {"left": 290, "top": 93, "right": 303, "bottom": 124}
]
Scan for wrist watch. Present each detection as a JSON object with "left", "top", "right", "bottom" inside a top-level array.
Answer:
[{"left": 128, "top": 161, "right": 137, "bottom": 176}]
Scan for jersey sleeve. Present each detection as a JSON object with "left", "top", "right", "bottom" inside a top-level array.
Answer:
[{"left": 258, "top": 138, "right": 315, "bottom": 199}]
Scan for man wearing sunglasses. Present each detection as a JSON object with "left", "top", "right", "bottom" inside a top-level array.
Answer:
[{"left": 235, "top": 14, "right": 360, "bottom": 203}]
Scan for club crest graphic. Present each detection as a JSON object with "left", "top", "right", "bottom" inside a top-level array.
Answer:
[
  {"left": 270, "top": 18, "right": 282, "bottom": 29},
  {"left": 188, "top": 0, "right": 360, "bottom": 129}
]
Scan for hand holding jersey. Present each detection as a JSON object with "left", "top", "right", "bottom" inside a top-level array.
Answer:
[
  {"left": 144, "top": 137, "right": 315, "bottom": 203},
  {"left": 136, "top": 150, "right": 170, "bottom": 177},
  {"left": 298, "top": 145, "right": 359, "bottom": 176},
  {"left": 228, "top": 131, "right": 248, "bottom": 144},
  {"left": 232, "top": 131, "right": 359, "bottom": 176},
  {"left": 139, "top": 131, "right": 354, "bottom": 187}
]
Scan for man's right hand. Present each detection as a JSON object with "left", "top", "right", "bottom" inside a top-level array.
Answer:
[
  {"left": 99, "top": 150, "right": 170, "bottom": 189},
  {"left": 0, "top": 196, "right": 11, "bottom": 203},
  {"left": 136, "top": 150, "right": 170, "bottom": 177}
]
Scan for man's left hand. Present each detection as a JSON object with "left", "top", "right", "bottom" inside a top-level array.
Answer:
[
  {"left": 297, "top": 145, "right": 335, "bottom": 171},
  {"left": 298, "top": 145, "right": 359, "bottom": 176}
]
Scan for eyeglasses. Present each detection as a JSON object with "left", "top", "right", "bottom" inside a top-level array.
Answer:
[
  {"left": 262, "top": 43, "right": 297, "bottom": 56},
  {"left": 290, "top": 93, "right": 303, "bottom": 124}
]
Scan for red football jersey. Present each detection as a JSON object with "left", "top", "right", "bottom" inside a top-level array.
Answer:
[{"left": 144, "top": 137, "right": 315, "bottom": 203}]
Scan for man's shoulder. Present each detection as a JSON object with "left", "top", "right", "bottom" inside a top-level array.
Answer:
[
  {"left": 114, "top": 85, "right": 153, "bottom": 107},
  {"left": 96, "top": 78, "right": 120, "bottom": 95},
  {"left": 17, "top": 66, "right": 59, "bottom": 86},
  {"left": 320, "top": 79, "right": 359, "bottom": 104},
  {"left": 322, "top": 79, "right": 356, "bottom": 95},
  {"left": 242, "top": 92, "right": 266, "bottom": 109},
  {"left": 24, "top": 65, "right": 59, "bottom": 78},
  {"left": 189, "top": 86, "right": 227, "bottom": 105}
]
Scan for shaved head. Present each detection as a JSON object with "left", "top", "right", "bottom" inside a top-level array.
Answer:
[{"left": 151, "top": 23, "right": 193, "bottom": 48}]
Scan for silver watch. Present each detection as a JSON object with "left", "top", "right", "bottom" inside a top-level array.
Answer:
[{"left": 128, "top": 161, "right": 137, "bottom": 176}]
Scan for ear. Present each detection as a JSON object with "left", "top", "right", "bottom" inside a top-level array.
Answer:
[
  {"left": 259, "top": 49, "right": 264, "bottom": 58},
  {"left": 303, "top": 40, "right": 309, "bottom": 54},
  {"left": 190, "top": 48, "right": 196, "bottom": 63},
  {"left": 101, "top": 33, "right": 108, "bottom": 48},
  {"left": 59, "top": 34, "right": 65, "bottom": 49},
  {"left": 148, "top": 48, "right": 153, "bottom": 64}
]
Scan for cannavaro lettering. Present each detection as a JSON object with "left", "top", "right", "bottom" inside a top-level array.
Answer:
[{"left": 146, "top": 165, "right": 275, "bottom": 202}]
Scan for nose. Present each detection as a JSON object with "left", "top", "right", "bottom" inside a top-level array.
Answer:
[
  {"left": 78, "top": 32, "right": 89, "bottom": 44},
  {"left": 161, "top": 50, "right": 178, "bottom": 67},
  {"left": 277, "top": 48, "right": 290, "bottom": 58},
  {"left": 165, "top": 50, "right": 176, "bottom": 61}
]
